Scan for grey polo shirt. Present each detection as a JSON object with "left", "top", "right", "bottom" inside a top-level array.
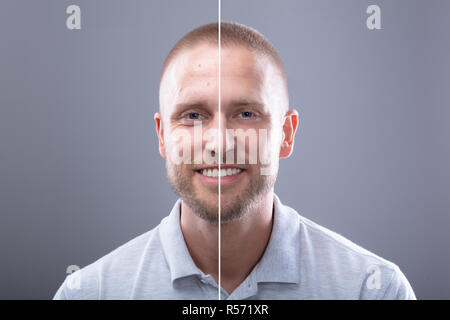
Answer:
[{"left": 53, "top": 194, "right": 416, "bottom": 300}]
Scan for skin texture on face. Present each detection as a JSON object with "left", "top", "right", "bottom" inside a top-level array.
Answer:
[{"left": 155, "top": 43, "right": 297, "bottom": 224}]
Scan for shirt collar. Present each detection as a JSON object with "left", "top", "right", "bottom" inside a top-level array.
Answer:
[
  {"left": 253, "top": 193, "right": 301, "bottom": 284},
  {"left": 159, "top": 193, "right": 301, "bottom": 284},
  {"left": 159, "top": 198, "right": 203, "bottom": 283}
]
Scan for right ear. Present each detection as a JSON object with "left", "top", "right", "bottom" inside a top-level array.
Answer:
[{"left": 154, "top": 112, "right": 166, "bottom": 159}]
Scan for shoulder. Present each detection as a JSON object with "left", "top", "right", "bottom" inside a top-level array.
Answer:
[
  {"left": 285, "top": 206, "right": 416, "bottom": 299},
  {"left": 53, "top": 222, "right": 165, "bottom": 300},
  {"left": 297, "top": 212, "right": 396, "bottom": 267}
]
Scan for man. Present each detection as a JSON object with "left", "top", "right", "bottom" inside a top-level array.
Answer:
[{"left": 54, "top": 22, "right": 416, "bottom": 299}]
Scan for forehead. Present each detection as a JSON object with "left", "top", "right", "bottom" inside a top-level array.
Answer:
[
  {"left": 160, "top": 44, "right": 272, "bottom": 113},
  {"left": 175, "top": 43, "right": 265, "bottom": 82}
]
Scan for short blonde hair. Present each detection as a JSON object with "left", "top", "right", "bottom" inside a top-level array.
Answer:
[{"left": 159, "top": 21, "right": 289, "bottom": 108}]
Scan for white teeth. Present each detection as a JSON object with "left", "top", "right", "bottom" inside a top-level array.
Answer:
[{"left": 200, "top": 168, "right": 242, "bottom": 178}]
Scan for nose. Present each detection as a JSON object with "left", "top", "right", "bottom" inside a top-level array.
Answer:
[{"left": 202, "top": 112, "right": 233, "bottom": 164}]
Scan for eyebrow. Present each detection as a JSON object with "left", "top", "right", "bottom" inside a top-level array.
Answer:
[
  {"left": 173, "top": 98, "right": 265, "bottom": 113},
  {"left": 230, "top": 98, "right": 264, "bottom": 107},
  {"left": 174, "top": 101, "right": 210, "bottom": 112}
]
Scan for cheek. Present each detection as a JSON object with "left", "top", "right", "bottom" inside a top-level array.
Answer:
[
  {"left": 165, "top": 129, "right": 195, "bottom": 165},
  {"left": 259, "top": 126, "right": 283, "bottom": 162},
  {"left": 231, "top": 127, "right": 282, "bottom": 166}
]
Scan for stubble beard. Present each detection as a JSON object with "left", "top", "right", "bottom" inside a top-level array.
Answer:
[{"left": 165, "top": 160, "right": 278, "bottom": 224}]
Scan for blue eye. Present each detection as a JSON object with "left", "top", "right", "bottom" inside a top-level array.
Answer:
[
  {"left": 188, "top": 113, "right": 200, "bottom": 120},
  {"left": 239, "top": 111, "right": 253, "bottom": 118}
]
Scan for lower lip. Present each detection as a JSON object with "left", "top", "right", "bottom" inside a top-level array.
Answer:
[{"left": 195, "top": 169, "right": 245, "bottom": 184}]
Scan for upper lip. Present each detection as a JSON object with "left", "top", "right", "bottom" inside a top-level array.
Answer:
[{"left": 195, "top": 165, "right": 246, "bottom": 171}]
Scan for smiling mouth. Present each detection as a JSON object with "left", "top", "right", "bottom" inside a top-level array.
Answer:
[{"left": 196, "top": 168, "right": 244, "bottom": 178}]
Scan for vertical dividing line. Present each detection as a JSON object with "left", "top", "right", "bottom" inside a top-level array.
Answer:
[{"left": 217, "top": 0, "right": 222, "bottom": 301}]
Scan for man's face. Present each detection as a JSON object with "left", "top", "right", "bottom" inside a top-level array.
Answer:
[{"left": 156, "top": 43, "right": 295, "bottom": 223}]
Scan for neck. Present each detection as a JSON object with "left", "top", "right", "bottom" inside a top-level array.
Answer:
[{"left": 180, "top": 190, "right": 275, "bottom": 294}]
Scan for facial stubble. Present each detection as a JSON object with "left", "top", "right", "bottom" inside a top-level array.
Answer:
[{"left": 166, "top": 160, "right": 277, "bottom": 224}]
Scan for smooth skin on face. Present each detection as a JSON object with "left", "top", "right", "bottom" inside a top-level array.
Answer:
[{"left": 154, "top": 43, "right": 298, "bottom": 294}]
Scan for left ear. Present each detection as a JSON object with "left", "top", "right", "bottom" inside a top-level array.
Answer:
[{"left": 279, "top": 109, "right": 299, "bottom": 158}]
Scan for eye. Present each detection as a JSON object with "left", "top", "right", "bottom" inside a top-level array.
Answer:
[
  {"left": 238, "top": 111, "right": 254, "bottom": 119},
  {"left": 187, "top": 112, "right": 201, "bottom": 120},
  {"left": 178, "top": 111, "right": 208, "bottom": 125}
]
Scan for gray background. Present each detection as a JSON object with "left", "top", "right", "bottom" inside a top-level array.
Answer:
[{"left": 0, "top": 0, "right": 448, "bottom": 299}]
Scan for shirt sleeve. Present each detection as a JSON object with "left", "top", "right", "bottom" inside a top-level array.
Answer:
[
  {"left": 53, "top": 278, "right": 69, "bottom": 300},
  {"left": 380, "top": 265, "right": 416, "bottom": 300},
  {"left": 52, "top": 269, "right": 99, "bottom": 300}
]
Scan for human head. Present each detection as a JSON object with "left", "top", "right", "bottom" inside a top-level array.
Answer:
[
  {"left": 159, "top": 21, "right": 289, "bottom": 115},
  {"left": 155, "top": 21, "right": 298, "bottom": 223}
]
